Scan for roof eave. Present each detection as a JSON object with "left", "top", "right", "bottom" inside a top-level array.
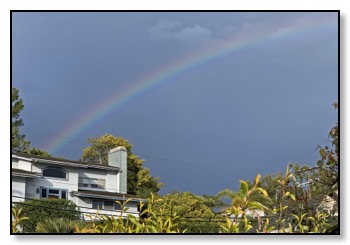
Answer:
[
  {"left": 12, "top": 172, "right": 41, "bottom": 178},
  {"left": 72, "top": 191, "right": 146, "bottom": 202},
  {"left": 32, "top": 158, "right": 119, "bottom": 172}
]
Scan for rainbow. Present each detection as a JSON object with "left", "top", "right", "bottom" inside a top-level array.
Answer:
[{"left": 46, "top": 13, "right": 337, "bottom": 154}]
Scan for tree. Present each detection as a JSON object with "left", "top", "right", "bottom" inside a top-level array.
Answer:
[
  {"left": 152, "top": 191, "right": 224, "bottom": 233},
  {"left": 217, "top": 174, "right": 272, "bottom": 214},
  {"left": 24, "top": 147, "right": 52, "bottom": 157},
  {"left": 254, "top": 173, "right": 283, "bottom": 209},
  {"left": 287, "top": 103, "right": 339, "bottom": 218},
  {"left": 315, "top": 102, "right": 339, "bottom": 192},
  {"left": 81, "top": 134, "right": 163, "bottom": 196},
  {"left": 12, "top": 87, "right": 29, "bottom": 151}
]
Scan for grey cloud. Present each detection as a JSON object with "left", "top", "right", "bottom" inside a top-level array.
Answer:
[{"left": 150, "top": 18, "right": 212, "bottom": 46}]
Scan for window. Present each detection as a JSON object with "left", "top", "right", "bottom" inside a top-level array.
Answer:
[
  {"left": 114, "top": 202, "right": 121, "bottom": 211},
  {"left": 91, "top": 200, "right": 121, "bottom": 211},
  {"left": 41, "top": 187, "right": 67, "bottom": 199},
  {"left": 92, "top": 200, "right": 103, "bottom": 209},
  {"left": 42, "top": 167, "right": 67, "bottom": 179},
  {"left": 104, "top": 201, "right": 114, "bottom": 210},
  {"left": 78, "top": 177, "right": 105, "bottom": 190}
]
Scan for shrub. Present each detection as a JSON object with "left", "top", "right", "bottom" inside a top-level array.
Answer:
[
  {"left": 15, "top": 198, "right": 80, "bottom": 233},
  {"left": 35, "top": 218, "right": 84, "bottom": 233}
]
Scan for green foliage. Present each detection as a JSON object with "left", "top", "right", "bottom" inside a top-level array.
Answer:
[
  {"left": 218, "top": 175, "right": 272, "bottom": 233},
  {"left": 12, "top": 87, "right": 30, "bottom": 151},
  {"left": 12, "top": 207, "right": 29, "bottom": 233},
  {"left": 15, "top": 198, "right": 80, "bottom": 233},
  {"left": 35, "top": 218, "right": 85, "bottom": 233},
  {"left": 15, "top": 190, "right": 334, "bottom": 233},
  {"left": 217, "top": 174, "right": 272, "bottom": 214},
  {"left": 81, "top": 134, "right": 163, "bottom": 196},
  {"left": 152, "top": 191, "right": 223, "bottom": 233},
  {"left": 74, "top": 194, "right": 185, "bottom": 233},
  {"left": 315, "top": 103, "right": 338, "bottom": 191},
  {"left": 24, "top": 147, "right": 52, "bottom": 157}
]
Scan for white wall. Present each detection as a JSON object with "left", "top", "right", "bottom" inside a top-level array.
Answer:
[
  {"left": 12, "top": 177, "right": 26, "bottom": 203},
  {"left": 26, "top": 163, "right": 80, "bottom": 202},
  {"left": 106, "top": 171, "right": 118, "bottom": 192},
  {"left": 79, "top": 201, "right": 140, "bottom": 221},
  {"left": 78, "top": 168, "right": 118, "bottom": 192},
  {"left": 12, "top": 158, "right": 18, "bottom": 169},
  {"left": 16, "top": 159, "right": 32, "bottom": 172}
]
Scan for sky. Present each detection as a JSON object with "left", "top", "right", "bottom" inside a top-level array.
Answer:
[{"left": 11, "top": 11, "right": 338, "bottom": 196}]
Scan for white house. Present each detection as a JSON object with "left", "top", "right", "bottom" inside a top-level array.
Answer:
[{"left": 12, "top": 147, "right": 144, "bottom": 220}]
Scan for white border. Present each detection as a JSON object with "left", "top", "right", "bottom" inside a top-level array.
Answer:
[{"left": 2, "top": 0, "right": 347, "bottom": 243}]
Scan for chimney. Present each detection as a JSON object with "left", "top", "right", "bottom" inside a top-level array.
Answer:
[{"left": 108, "top": 146, "right": 127, "bottom": 194}]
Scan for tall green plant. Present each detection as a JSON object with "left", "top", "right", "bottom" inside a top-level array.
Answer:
[
  {"left": 218, "top": 174, "right": 271, "bottom": 233},
  {"left": 12, "top": 207, "right": 29, "bottom": 233}
]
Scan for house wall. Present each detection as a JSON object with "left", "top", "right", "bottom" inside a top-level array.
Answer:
[
  {"left": 26, "top": 162, "right": 79, "bottom": 201},
  {"left": 106, "top": 171, "right": 118, "bottom": 192},
  {"left": 15, "top": 158, "right": 32, "bottom": 172},
  {"left": 77, "top": 168, "right": 118, "bottom": 192},
  {"left": 77, "top": 197, "right": 139, "bottom": 213},
  {"left": 12, "top": 158, "right": 18, "bottom": 169},
  {"left": 12, "top": 177, "right": 26, "bottom": 203},
  {"left": 78, "top": 198, "right": 140, "bottom": 221}
]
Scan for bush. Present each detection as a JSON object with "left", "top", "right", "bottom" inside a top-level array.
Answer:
[
  {"left": 35, "top": 218, "right": 84, "bottom": 233},
  {"left": 15, "top": 198, "right": 80, "bottom": 233}
]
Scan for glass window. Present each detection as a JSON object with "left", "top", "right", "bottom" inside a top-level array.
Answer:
[
  {"left": 78, "top": 177, "right": 90, "bottom": 187},
  {"left": 90, "top": 179, "right": 99, "bottom": 189},
  {"left": 40, "top": 187, "right": 67, "bottom": 199},
  {"left": 98, "top": 179, "right": 106, "bottom": 189},
  {"left": 61, "top": 191, "right": 67, "bottom": 199},
  {"left": 114, "top": 203, "right": 121, "bottom": 211},
  {"left": 104, "top": 201, "right": 114, "bottom": 210},
  {"left": 92, "top": 200, "right": 103, "bottom": 209},
  {"left": 49, "top": 189, "right": 59, "bottom": 194},
  {"left": 43, "top": 168, "right": 66, "bottom": 179},
  {"left": 41, "top": 188, "right": 47, "bottom": 198},
  {"left": 78, "top": 177, "right": 105, "bottom": 189}
]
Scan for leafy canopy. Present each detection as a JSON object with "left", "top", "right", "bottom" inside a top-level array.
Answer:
[
  {"left": 152, "top": 191, "right": 224, "bottom": 233},
  {"left": 12, "top": 87, "right": 30, "bottom": 151},
  {"left": 81, "top": 134, "right": 163, "bottom": 197}
]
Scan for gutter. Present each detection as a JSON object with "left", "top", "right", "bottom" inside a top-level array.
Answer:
[
  {"left": 71, "top": 191, "right": 146, "bottom": 203},
  {"left": 32, "top": 158, "right": 119, "bottom": 172},
  {"left": 12, "top": 172, "right": 41, "bottom": 178},
  {"left": 11, "top": 154, "right": 32, "bottom": 162}
]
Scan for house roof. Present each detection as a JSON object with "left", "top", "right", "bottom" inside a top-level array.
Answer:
[
  {"left": 72, "top": 189, "right": 145, "bottom": 202},
  {"left": 12, "top": 168, "right": 41, "bottom": 178},
  {"left": 12, "top": 152, "right": 119, "bottom": 172}
]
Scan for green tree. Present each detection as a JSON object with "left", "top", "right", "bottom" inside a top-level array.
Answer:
[
  {"left": 255, "top": 173, "right": 283, "bottom": 209},
  {"left": 217, "top": 174, "right": 272, "bottom": 214},
  {"left": 81, "top": 134, "right": 163, "bottom": 197},
  {"left": 152, "top": 191, "right": 224, "bottom": 233},
  {"left": 24, "top": 147, "right": 52, "bottom": 157},
  {"left": 12, "top": 87, "right": 30, "bottom": 151},
  {"left": 284, "top": 103, "right": 339, "bottom": 230},
  {"left": 217, "top": 175, "right": 272, "bottom": 233},
  {"left": 15, "top": 198, "right": 80, "bottom": 233},
  {"left": 315, "top": 102, "right": 338, "bottom": 193}
]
